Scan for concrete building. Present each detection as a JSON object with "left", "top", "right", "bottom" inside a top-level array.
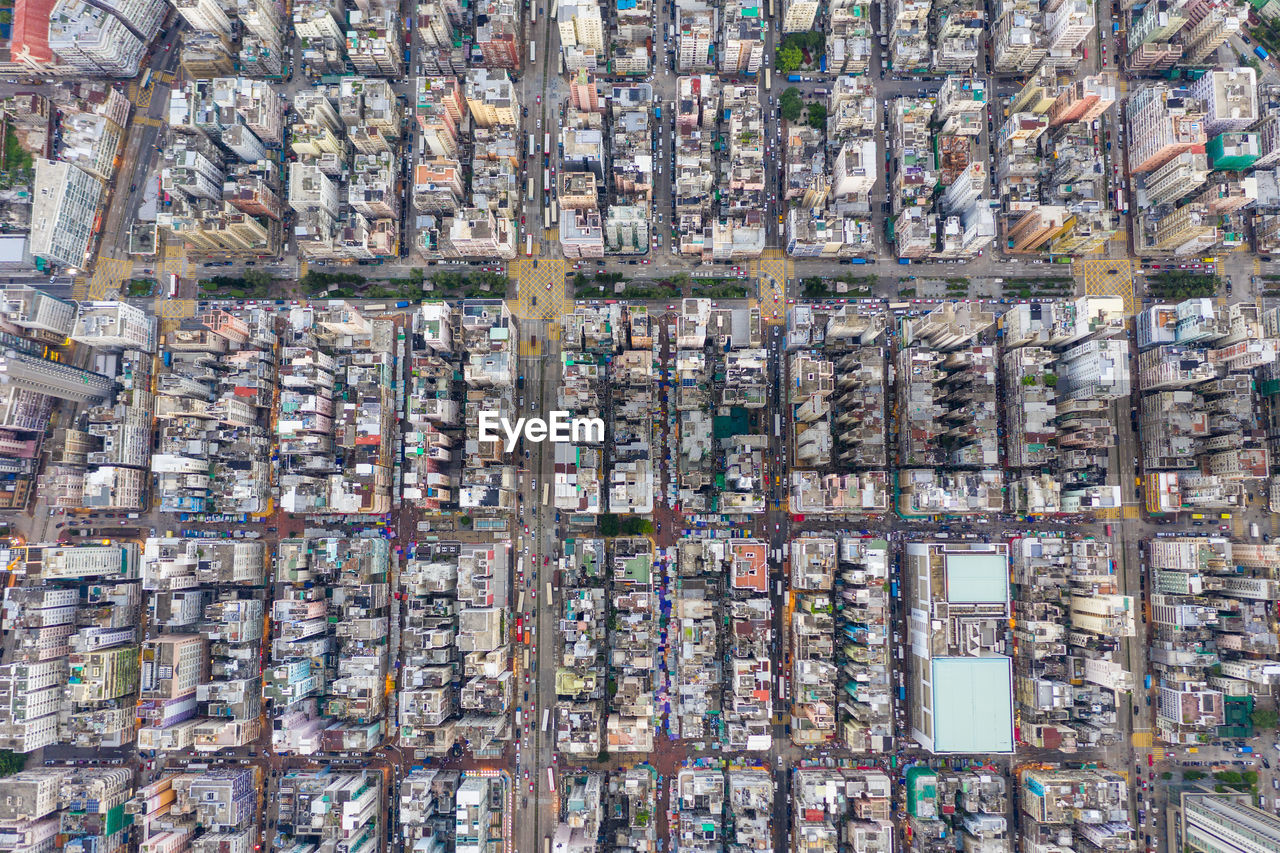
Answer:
[
  {"left": 30, "top": 158, "right": 103, "bottom": 270},
  {"left": 1007, "top": 206, "right": 1069, "bottom": 251},
  {"left": 1056, "top": 338, "right": 1131, "bottom": 400},
  {"left": 557, "top": 0, "right": 605, "bottom": 52},
  {"left": 48, "top": 0, "right": 163, "bottom": 76},
  {"left": 1180, "top": 792, "right": 1280, "bottom": 853},
  {"left": 464, "top": 69, "right": 520, "bottom": 127},
  {"left": 1190, "top": 68, "right": 1258, "bottom": 137},
  {"left": 904, "top": 542, "right": 1015, "bottom": 754},
  {"left": 1047, "top": 73, "right": 1117, "bottom": 127},
  {"left": 173, "top": 0, "right": 233, "bottom": 36},
  {"left": 1128, "top": 84, "right": 1207, "bottom": 174},
  {"left": 0, "top": 350, "right": 114, "bottom": 404},
  {"left": 1144, "top": 152, "right": 1209, "bottom": 207},
  {"left": 71, "top": 302, "right": 157, "bottom": 352},
  {"left": 1180, "top": 2, "right": 1246, "bottom": 64},
  {"left": 783, "top": 0, "right": 820, "bottom": 32}
]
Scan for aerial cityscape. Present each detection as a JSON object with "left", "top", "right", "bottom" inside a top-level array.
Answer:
[{"left": 0, "top": 1, "right": 1278, "bottom": 853}]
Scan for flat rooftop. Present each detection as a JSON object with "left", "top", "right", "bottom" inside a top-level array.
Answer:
[
  {"left": 931, "top": 656, "right": 1015, "bottom": 753},
  {"left": 944, "top": 552, "right": 1009, "bottom": 604}
]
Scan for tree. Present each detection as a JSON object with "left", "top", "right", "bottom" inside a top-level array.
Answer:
[
  {"left": 598, "top": 513, "right": 620, "bottom": 537},
  {"left": 458, "top": 515, "right": 472, "bottom": 527},
  {"left": 807, "top": 103, "right": 828, "bottom": 130},
  {"left": 777, "top": 45, "right": 803, "bottom": 73},
  {"left": 1042, "top": 373, "right": 1058, "bottom": 387},
  {"left": 0, "top": 751, "right": 23, "bottom": 776},
  {"left": 1251, "top": 707, "right": 1279, "bottom": 730},
  {"left": 1183, "top": 770, "right": 1207, "bottom": 781},
  {"left": 779, "top": 88, "right": 804, "bottom": 122},
  {"left": 242, "top": 269, "right": 272, "bottom": 292}
]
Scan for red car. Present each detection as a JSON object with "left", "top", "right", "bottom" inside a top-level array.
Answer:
[
  {"left": 520, "top": 216, "right": 525, "bottom": 225},
  {"left": 1147, "top": 754, "right": 1154, "bottom": 767}
]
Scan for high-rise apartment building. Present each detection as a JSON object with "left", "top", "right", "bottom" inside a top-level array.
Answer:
[
  {"left": 1189, "top": 68, "right": 1258, "bottom": 137},
  {"left": 0, "top": 350, "right": 114, "bottom": 404},
  {"left": 29, "top": 159, "right": 103, "bottom": 270},
  {"left": 1127, "top": 84, "right": 1206, "bottom": 174},
  {"left": 1180, "top": 793, "right": 1280, "bottom": 853}
]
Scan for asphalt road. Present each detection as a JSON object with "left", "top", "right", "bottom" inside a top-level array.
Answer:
[{"left": 511, "top": 314, "right": 559, "bottom": 853}]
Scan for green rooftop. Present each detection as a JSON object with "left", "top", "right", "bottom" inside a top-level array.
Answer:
[{"left": 931, "top": 657, "right": 1015, "bottom": 753}]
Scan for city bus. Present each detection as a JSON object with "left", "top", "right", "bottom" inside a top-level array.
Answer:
[
  {"left": 543, "top": 168, "right": 550, "bottom": 192},
  {"left": 542, "top": 482, "right": 550, "bottom": 504},
  {"left": 773, "top": 413, "right": 781, "bottom": 437},
  {"left": 527, "top": 176, "right": 534, "bottom": 197},
  {"left": 541, "top": 708, "right": 550, "bottom": 732},
  {"left": 543, "top": 131, "right": 550, "bottom": 153},
  {"left": 551, "top": 205, "right": 558, "bottom": 225},
  {"left": 529, "top": 41, "right": 536, "bottom": 65},
  {"left": 140, "top": 68, "right": 153, "bottom": 90},
  {"left": 526, "top": 233, "right": 533, "bottom": 256},
  {"left": 546, "top": 767, "right": 556, "bottom": 793},
  {"left": 528, "top": 133, "right": 536, "bottom": 157},
  {"left": 544, "top": 206, "right": 551, "bottom": 230},
  {"left": 764, "top": 67, "right": 771, "bottom": 91},
  {"left": 168, "top": 273, "right": 179, "bottom": 297}
]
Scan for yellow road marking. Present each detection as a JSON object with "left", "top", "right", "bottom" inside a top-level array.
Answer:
[
  {"left": 752, "top": 249, "right": 789, "bottom": 324},
  {"left": 87, "top": 254, "right": 135, "bottom": 300},
  {"left": 1076, "top": 258, "right": 1135, "bottom": 314},
  {"left": 509, "top": 256, "right": 568, "bottom": 321}
]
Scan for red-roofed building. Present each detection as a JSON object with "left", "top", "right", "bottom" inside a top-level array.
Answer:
[
  {"left": 729, "top": 539, "right": 768, "bottom": 593},
  {"left": 11, "top": 0, "right": 55, "bottom": 68}
]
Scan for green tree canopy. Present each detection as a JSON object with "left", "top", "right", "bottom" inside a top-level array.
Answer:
[
  {"left": 1252, "top": 707, "right": 1280, "bottom": 729},
  {"left": 242, "top": 269, "right": 272, "bottom": 291},
  {"left": 779, "top": 88, "right": 804, "bottom": 122},
  {"left": 807, "top": 102, "right": 828, "bottom": 130},
  {"left": 0, "top": 751, "right": 25, "bottom": 777},
  {"left": 776, "top": 45, "right": 803, "bottom": 73}
]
